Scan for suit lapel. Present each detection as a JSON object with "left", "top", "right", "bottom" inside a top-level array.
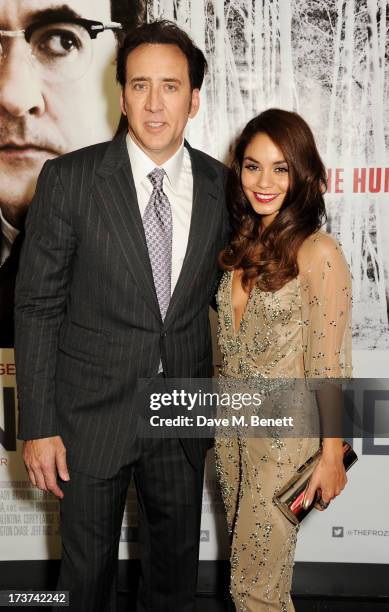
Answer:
[
  {"left": 92, "top": 132, "right": 161, "bottom": 321},
  {"left": 92, "top": 134, "right": 220, "bottom": 327},
  {"left": 164, "top": 143, "right": 220, "bottom": 327}
]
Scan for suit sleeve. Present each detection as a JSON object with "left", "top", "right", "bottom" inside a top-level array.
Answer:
[
  {"left": 15, "top": 160, "right": 77, "bottom": 440},
  {"left": 210, "top": 164, "right": 231, "bottom": 312}
]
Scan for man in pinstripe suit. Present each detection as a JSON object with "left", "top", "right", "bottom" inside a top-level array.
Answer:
[{"left": 15, "top": 20, "right": 228, "bottom": 612}]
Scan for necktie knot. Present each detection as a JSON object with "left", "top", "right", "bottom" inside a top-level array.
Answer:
[{"left": 148, "top": 167, "right": 166, "bottom": 191}]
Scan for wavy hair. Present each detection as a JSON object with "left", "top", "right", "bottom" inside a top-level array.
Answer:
[{"left": 219, "top": 108, "right": 327, "bottom": 291}]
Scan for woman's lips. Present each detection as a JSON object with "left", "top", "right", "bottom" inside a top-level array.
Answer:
[{"left": 253, "top": 192, "right": 280, "bottom": 204}]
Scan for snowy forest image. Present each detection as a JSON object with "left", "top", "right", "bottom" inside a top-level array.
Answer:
[{"left": 147, "top": 0, "right": 389, "bottom": 350}]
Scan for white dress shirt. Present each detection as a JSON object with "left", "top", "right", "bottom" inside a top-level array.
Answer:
[
  {"left": 0, "top": 208, "right": 20, "bottom": 266},
  {"left": 126, "top": 134, "right": 193, "bottom": 295}
]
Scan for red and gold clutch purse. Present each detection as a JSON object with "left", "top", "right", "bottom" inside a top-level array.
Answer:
[{"left": 273, "top": 441, "right": 358, "bottom": 525}]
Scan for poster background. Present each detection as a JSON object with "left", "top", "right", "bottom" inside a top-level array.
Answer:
[
  {"left": 145, "top": 0, "right": 389, "bottom": 564},
  {"left": 1, "top": 0, "right": 389, "bottom": 567}
]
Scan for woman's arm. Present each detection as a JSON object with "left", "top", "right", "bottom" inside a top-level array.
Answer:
[{"left": 298, "top": 232, "right": 352, "bottom": 510}]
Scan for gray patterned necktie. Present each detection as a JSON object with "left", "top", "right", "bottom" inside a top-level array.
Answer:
[{"left": 143, "top": 167, "right": 172, "bottom": 320}]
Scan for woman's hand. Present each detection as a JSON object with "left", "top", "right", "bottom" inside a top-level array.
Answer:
[{"left": 303, "top": 439, "right": 347, "bottom": 511}]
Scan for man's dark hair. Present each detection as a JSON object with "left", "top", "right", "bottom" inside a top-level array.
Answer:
[{"left": 116, "top": 20, "right": 208, "bottom": 90}]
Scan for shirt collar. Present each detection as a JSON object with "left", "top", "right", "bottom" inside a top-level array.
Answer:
[
  {"left": 162, "top": 142, "right": 185, "bottom": 191},
  {"left": 126, "top": 133, "right": 185, "bottom": 192},
  {"left": 0, "top": 207, "right": 20, "bottom": 245}
]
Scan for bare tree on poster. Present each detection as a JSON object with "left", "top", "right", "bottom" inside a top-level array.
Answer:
[{"left": 147, "top": 0, "right": 389, "bottom": 349}]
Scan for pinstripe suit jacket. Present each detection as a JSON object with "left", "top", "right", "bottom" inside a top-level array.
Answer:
[{"left": 15, "top": 132, "right": 229, "bottom": 478}]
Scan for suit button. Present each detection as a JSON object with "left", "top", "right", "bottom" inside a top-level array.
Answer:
[{"left": 161, "top": 331, "right": 167, "bottom": 338}]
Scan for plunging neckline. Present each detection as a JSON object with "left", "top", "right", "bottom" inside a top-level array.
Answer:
[{"left": 229, "top": 270, "right": 256, "bottom": 335}]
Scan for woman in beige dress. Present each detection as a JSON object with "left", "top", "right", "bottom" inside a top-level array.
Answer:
[{"left": 215, "top": 108, "right": 352, "bottom": 612}]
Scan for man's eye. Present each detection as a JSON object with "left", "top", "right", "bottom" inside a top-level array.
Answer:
[
  {"left": 165, "top": 84, "right": 177, "bottom": 91},
  {"left": 133, "top": 83, "right": 147, "bottom": 91},
  {"left": 31, "top": 25, "right": 83, "bottom": 59}
]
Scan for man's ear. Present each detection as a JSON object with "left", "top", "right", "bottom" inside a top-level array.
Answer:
[
  {"left": 120, "top": 90, "right": 127, "bottom": 116},
  {"left": 189, "top": 88, "right": 200, "bottom": 119}
]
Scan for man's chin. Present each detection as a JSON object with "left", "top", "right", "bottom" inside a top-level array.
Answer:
[
  {"left": 0, "top": 175, "right": 39, "bottom": 211},
  {"left": 139, "top": 135, "right": 182, "bottom": 163}
]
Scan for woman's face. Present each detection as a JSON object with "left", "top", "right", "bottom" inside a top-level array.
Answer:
[{"left": 241, "top": 132, "right": 289, "bottom": 227}]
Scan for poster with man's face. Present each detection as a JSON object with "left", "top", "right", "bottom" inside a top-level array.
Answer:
[
  {"left": 1, "top": 0, "right": 388, "bottom": 573},
  {"left": 0, "top": 0, "right": 145, "bottom": 347},
  {"left": 0, "top": 0, "right": 145, "bottom": 561}
]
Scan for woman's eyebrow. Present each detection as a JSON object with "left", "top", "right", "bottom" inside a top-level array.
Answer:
[{"left": 243, "top": 156, "right": 287, "bottom": 165}]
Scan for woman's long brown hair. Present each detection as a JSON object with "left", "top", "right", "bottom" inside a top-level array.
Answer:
[{"left": 219, "top": 108, "right": 327, "bottom": 291}]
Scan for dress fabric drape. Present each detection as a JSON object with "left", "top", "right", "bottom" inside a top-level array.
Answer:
[{"left": 215, "top": 231, "right": 352, "bottom": 612}]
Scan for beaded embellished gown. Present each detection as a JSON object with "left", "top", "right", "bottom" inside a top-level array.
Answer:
[{"left": 215, "top": 232, "right": 352, "bottom": 612}]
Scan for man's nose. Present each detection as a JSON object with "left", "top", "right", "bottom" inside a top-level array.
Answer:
[
  {"left": 145, "top": 85, "right": 163, "bottom": 113},
  {"left": 0, "top": 41, "right": 46, "bottom": 117}
]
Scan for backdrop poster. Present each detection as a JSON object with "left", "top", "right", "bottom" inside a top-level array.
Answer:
[
  {"left": 147, "top": 0, "right": 389, "bottom": 564},
  {"left": 1, "top": 0, "right": 389, "bottom": 567},
  {"left": 0, "top": 0, "right": 142, "bottom": 561},
  {"left": 0, "top": 349, "right": 61, "bottom": 559}
]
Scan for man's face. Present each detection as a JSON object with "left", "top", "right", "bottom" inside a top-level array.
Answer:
[
  {"left": 121, "top": 43, "right": 200, "bottom": 165},
  {"left": 0, "top": 0, "right": 119, "bottom": 218}
]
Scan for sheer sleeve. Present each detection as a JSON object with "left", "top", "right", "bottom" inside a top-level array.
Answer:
[{"left": 299, "top": 232, "right": 352, "bottom": 379}]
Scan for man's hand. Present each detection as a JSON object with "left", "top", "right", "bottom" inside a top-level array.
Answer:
[{"left": 22, "top": 436, "right": 70, "bottom": 499}]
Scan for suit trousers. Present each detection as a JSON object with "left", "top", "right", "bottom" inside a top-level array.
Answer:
[{"left": 57, "top": 435, "right": 205, "bottom": 612}]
